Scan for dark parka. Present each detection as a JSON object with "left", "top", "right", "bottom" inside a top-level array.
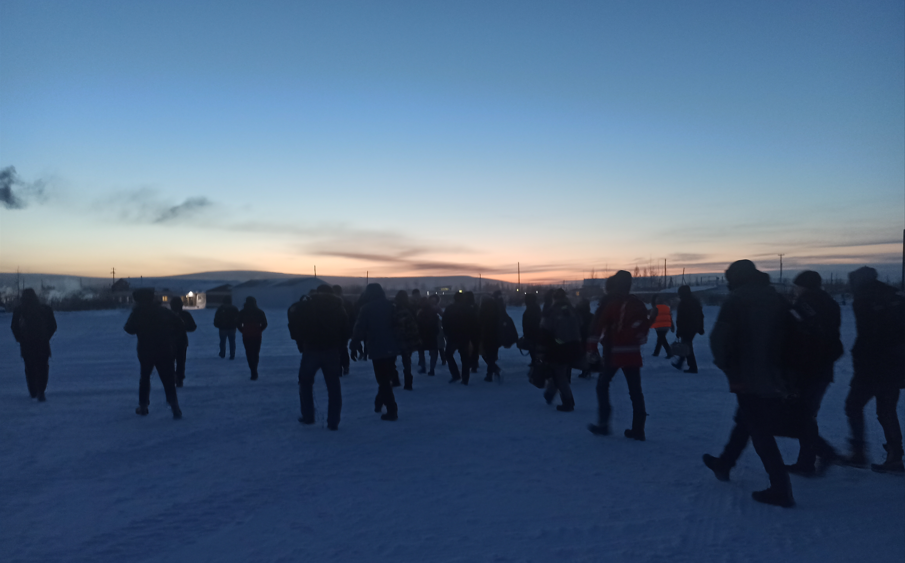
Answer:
[
  {"left": 288, "top": 291, "right": 350, "bottom": 352},
  {"left": 11, "top": 290, "right": 57, "bottom": 358},
  {"left": 849, "top": 274, "right": 905, "bottom": 389},
  {"left": 124, "top": 299, "right": 183, "bottom": 362},
  {"left": 237, "top": 298, "right": 268, "bottom": 340},
  {"left": 522, "top": 295, "right": 542, "bottom": 343},
  {"left": 351, "top": 284, "right": 400, "bottom": 360},
  {"left": 789, "top": 287, "right": 843, "bottom": 385},
  {"left": 417, "top": 300, "right": 441, "bottom": 351},
  {"left": 213, "top": 298, "right": 240, "bottom": 330},
  {"left": 675, "top": 288, "right": 705, "bottom": 339}
]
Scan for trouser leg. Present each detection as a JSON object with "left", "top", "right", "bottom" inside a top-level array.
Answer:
[
  {"left": 596, "top": 366, "right": 618, "bottom": 428},
  {"left": 460, "top": 344, "right": 471, "bottom": 384},
  {"left": 445, "top": 342, "right": 461, "bottom": 379},
  {"left": 720, "top": 402, "right": 750, "bottom": 468},
  {"left": 554, "top": 364, "right": 574, "bottom": 408},
  {"left": 418, "top": 349, "right": 426, "bottom": 370},
  {"left": 876, "top": 387, "right": 903, "bottom": 460},
  {"left": 219, "top": 331, "right": 227, "bottom": 357},
  {"left": 321, "top": 350, "right": 343, "bottom": 428},
  {"left": 471, "top": 338, "right": 480, "bottom": 371},
  {"left": 796, "top": 379, "right": 830, "bottom": 467},
  {"left": 175, "top": 345, "right": 187, "bottom": 383},
  {"left": 401, "top": 352, "right": 413, "bottom": 388},
  {"left": 298, "top": 353, "right": 318, "bottom": 423},
  {"left": 138, "top": 361, "right": 154, "bottom": 406},
  {"left": 228, "top": 329, "right": 236, "bottom": 359},
  {"left": 845, "top": 376, "right": 874, "bottom": 454},
  {"left": 429, "top": 349, "right": 438, "bottom": 372},
  {"left": 739, "top": 395, "right": 790, "bottom": 491},
  {"left": 244, "top": 338, "right": 261, "bottom": 377},
  {"left": 685, "top": 335, "right": 698, "bottom": 371},
  {"left": 340, "top": 343, "right": 350, "bottom": 374},
  {"left": 373, "top": 357, "right": 397, "bottom": 416},
  {"left": 623, "top": 367, "right": 646, "bottom": 433},
  {"left": 22, "top": 353, "right": 38, "bottom": 397},
  {"left": 653, "top": 330, "right": 667, "bottom": 356},
  {"left": 155, "top": 358, "right": 179, "bottom": 406},
  {"left": 36, "top": 357, "right": 49, "bottom": 395}
]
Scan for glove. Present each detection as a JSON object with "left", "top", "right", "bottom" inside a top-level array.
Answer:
[{"left": 350, "top": 342, "right": 362, "bottom": 361}]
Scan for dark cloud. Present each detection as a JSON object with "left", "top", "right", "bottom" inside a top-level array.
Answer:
[
  {"left": 153, "top": 197, "right": 213, "bottom": 223},
  {"left": 96, "top": 188, "right": 214, "bottom": 224},
  {"left": 0, "top": 166, "right": 47, "bottom": 210}
]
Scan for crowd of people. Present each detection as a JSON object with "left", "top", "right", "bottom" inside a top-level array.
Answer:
[{"left": 9, "top": 261, "right": 905, "bottom": 508}]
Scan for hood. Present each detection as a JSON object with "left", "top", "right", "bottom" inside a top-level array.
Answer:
[
  {"left": 362, "top": 283, "right": 386, "bottom": 304},
  {"left": 848, "top": 266, "right": 878, "bottom": 296},
  {"left": 726, "top": 260, "right": 770, "bottom": 291}
]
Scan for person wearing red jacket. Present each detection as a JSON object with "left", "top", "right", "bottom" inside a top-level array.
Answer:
[
  {"left": 649, "top": 294, "right": 674, "bottom": 358},
  {"left": 587, "top": 271, "right": 652, "bottom": 440}
]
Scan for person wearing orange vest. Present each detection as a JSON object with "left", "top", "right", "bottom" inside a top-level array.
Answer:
[{"left": 649, "top": 295, "right": 674, "bottom": 358}]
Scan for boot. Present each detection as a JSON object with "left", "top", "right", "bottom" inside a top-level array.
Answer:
[
  {"left": 588, "top": 423, "right": 610, "bottom": 436},
  {"left": 624, "top": 428, "right": 645, "bottom": 441},
  {"left": 871, "top": 445, "right": 904, "bottom": 474},
  {"left": 299, "top": 417, "right": 315, "bottom": 425},
  {"left": 837, "top": 452, "right": 868, "bottom": 468},
  {"left": 171, "top": 403, "right": 182, "bottom": 420},
  {"left": 556, "top": 405, "right": 574, "bottom": 412},
  {"left": 136, "top": 405, "right": 149, "bottom": 416},
  {"left": 37, "top": 392, "right": 46, "bottom": 402},
  {"left": 380, "top": 413, "right": 398, "bottom": 421},
  {"left": 785, "top": 463, "right": 816, "bottom": 477},
  {"left": 484, "top": 375, "right": 493, "bottom": 382},
  {"left": 751, "top": 474, "right": 794, "bottom": 508},
  {"left": 703, "top": 454, "right": 730, "bottom": 482}
]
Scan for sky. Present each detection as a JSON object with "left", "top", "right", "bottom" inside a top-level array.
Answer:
[{"left": 1, "top": 0, "right": 903, "bottom": 284}]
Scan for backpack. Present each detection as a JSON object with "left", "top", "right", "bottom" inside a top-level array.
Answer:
[
  {"left": 551, "top": 304, "right": 581, "bottom": 344},
  {"left": 498, "top": 313, "right": 519, "bottom": 348},
  {"left": 393, "top": 306, "right": 421, "bottom": 352}
]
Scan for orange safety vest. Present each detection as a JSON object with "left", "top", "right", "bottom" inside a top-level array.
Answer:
[{"left": 651, "top": 304, "right": 672, "bottom": 329}]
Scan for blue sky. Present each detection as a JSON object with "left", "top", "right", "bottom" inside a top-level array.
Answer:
[{"left": 1, "top": 0, "right": 903, "bottom": 282}]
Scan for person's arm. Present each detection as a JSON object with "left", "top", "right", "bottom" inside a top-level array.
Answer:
[
  {"left": 124, "top": 310, "right": 139, "bottom": 335},
  {"left": 46, "top": 307, "right": 58, "bottom": 338},
  {"left": 709, "top": 301, "right": 737, "bottom": 373},
  {"left": 183, "top": 312, "right": 197, "bottom": 332},
  {"left": 11, "top": 309, "right": 22, "bottom": 342},
  {"left": 259, "top": 310, "right": 268, "bottom": 331}
]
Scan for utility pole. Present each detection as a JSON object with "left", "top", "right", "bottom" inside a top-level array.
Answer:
[
  {"left": 111, "top": 267, "right": 116, "bottom": 288},
  {"left": 314, "top": 265, "right": 317, "bottom": 277},
  {"left": 517, "top": 262, "right": 520, "bottom": 293},
  {"left": 778, "top": 254, "right": 785, "bottom": 284},
  {"left": 366, "top": 271, "right": 369, "bottom": 285},
  {"left": 479, "top": 273, "right": 482, "bottom": 292}
]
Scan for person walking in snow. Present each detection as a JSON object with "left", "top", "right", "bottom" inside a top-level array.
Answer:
[
  {"left": 237, "top": 296, "right": 268, "bottom": 380},
  {"left": 213, "top": 295, "right": 239, "bottom": 360},
  {"left": 351, "top": 283, "right": 401, "bottom": 421},
  {"left": 587, "top": 271, "right": 652, "bottom": 440},
  {"left": 783, "top": 270, "right": 842, "bottom": 475},
  {"left": 838, "top": 266, "right": 905, "bottom": 474},
  {"left": 333, "top": 285, "right": 354, "bottom": 376},
  {"left": 672, "top": 285, "right": 704, "bottom": 373},
  {"left": 648, "top": 294, "right": 674, "bottom": 359},
  {"left": 539, "top": 288, "right": 581, "bottom": 411},
  {"left": 416, "top": 297, "right": 440, "bottom": 376},
  {"left": 442, "top": 292, "right": 472, "bottom": 385},
  {"left": 124, "top": 288, "right": 183, "bottom": 419},
  {"left": 464, "top": 291, "right": 481, "bottom": 374},
  {"left": 170, "top": 296, "right": 197, "bottom": 388},
  {"left": 394, "top": 290, "right": 420, "bottom": 390},
  {"left": 10, "top": 288, "right": 57, "bottom": 402},
  {"left": 289, "top": 284, "right": 349, "bottom": 430},
  {"left": 522, "top": 293, "right": 542, "bottom": 367},
  {"left": 479, "top": 295, "right": 502, "bottom": 381},
  {"left": 702, "top": 260, "right": 795, "bottom": 507}
]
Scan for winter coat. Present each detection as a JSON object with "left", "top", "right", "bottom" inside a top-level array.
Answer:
[
  {"left": 539, "top": 300, "right": 583, "bottom": 365},
  {"left": 174, "top": 310, "right": 197, "bottom": 349},
  {"left": 676, "top": 297, "right": 704, "bottom": 338},
  {"left": 789, "top": 288, "right": 842, "bottom": 384},
  {"left": 522, "top": 302, "right": 542, "bottom": 343},
  {"left": 850, "top": 280, "right": 905, "bottom": 388},
  {"left": 351, "top": 284, "right": 400, "bottom": 359},
  {"left": 463, "top": 303, "right": 480, "bottom": 342},
  {"left": 710, "top": 275, "right": 791, "bottom": 396},
  {"left": 213, "top": 303, "right": 240, "bottom": 330},
  {"left": 479, "top": 301, "right": 501, "bottom": 350},
  {"left": 417, "top": 307, "right": 441, "bottom": 350},
  {"left": 288, "top": 293, "right": 349, "bottom": 352},
  {"left": 237, "top": 305, "right": 268, "bottom": 341},
  {"left": 393, "top": 303, "right": 421, "bottom": 353},
  {"left": 650, "top": 304, "right": 674, "bottom": 331},
  {"left": 124, "top": 303, "right": 183, "bottom": 362},
  {"left": 11, "top": 301, "right": 57, "bottom": 358},
  {"left": 592, "top": 294, "right": 651, "bottom": 368},
  {"left": 442, "top": 302, "right": 469, "bottom": 343}
]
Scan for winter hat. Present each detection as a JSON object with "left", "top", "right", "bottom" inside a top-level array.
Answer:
[
  {"left": 170, "top": 296, "right": 184, "bottom": 310},
  {"left": 793, "top": 271, "right": 822, "bottom": 290},
  {"left": 553, "top": 288, "right": 567, "bottom": 301},
  {"left": 607, "top": 270, "right": 633, "bottom": 295},
  {"left": 21, "top": 288, "right": 39, "bottom": 305},
  {"left": 244, "top": 296, "right": 257, "bottom": 307},
  {"left": 677, "top": 285, "right": 692, "bottom": 298},
  {"left": 317, "top": 284, "right": 333, "bottom": 294},
  {"left": 725, "top": 260, "right": 760, "bottom": 291},
  {"left": 133, "top": 288, "right": 155, "bottom": 303},
  {"left": 395, "top": 290, "right": 409, "bottom": 304},
  {"left": 848, "top": 266, "right": 877, "bottom": 295}
]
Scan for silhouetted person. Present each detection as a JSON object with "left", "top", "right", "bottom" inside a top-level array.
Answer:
[
  {"left": 333, "top": 285, "right": 354, "bottom": 375},
  {"left": 587, "top": 271, "right": 651, "bottom": 440},
  {"left": 672, "top": 285, "right": 704, "bottom": 373},
  {"left": 214, "top": 295, "right": 239, "bottom": 359},
  {"left": 237, "top": 296, "right": 267, "bottom": 380},
  {"left": 464, "top": 291, "right": 480, "bottom": 373},
  {"left": 542, "top": 289, "right": 554, "bottom": 313},
  {"left": 522, "top": 293, "right": 542, "bottom": 366},
  {"left": 540, "top": 289, "right": 581, "bottom": 411},
  {"left": 10, "top": 288, "right": 57, "bottom": 401},
  {"left": 351, "top": 283, "right": 401, "bottom": 421},
  {"left": 289, "top": 284, "right": 348, "bottom": 430},
  {"left": 394, "top": 290, "right": 420, "bottom": 390},
  {"left": 432, "top": 294, "right": 447, "bottom": 366},
  {"left": 442, "top": 292, "right": 471, "bottom": 384},
  {"left": 479, "top": 296, "right": 502, "bottom": 381},
  {"left": 169, "top": 297, "right": 197, "bottom": 388},
  {"left": 576, "top": 298, "right": 594, "bottom": 378},
  {"left": 839, "top": 266, "right": 905, "bottom": 473},
  {"left": 703, "top": 260, "right": 794, "bottom": 507},
  {"left": 417, "top": 297, "right": 440, "bottom": 375},
  {"left": 124, "top": 288, "right": 182, "bottom": 419},
  {"left": 649, "top": 294, "right": 674, "bottom": 358},
  {"left": 784, "top": 270, "right": 842, "bottom": 475}
]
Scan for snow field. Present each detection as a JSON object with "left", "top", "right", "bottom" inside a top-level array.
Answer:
[{"left": 1, "top": 305, "right": 903, "bottom": 562}]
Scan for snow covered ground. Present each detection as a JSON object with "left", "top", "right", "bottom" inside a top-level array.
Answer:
[{"left": 1, "top": 305, "right": 903, "bottom": 563}]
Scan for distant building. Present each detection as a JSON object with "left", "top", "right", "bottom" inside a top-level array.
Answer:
[{"left": 204, "top": 284, "right": 233, "bottom": 308}]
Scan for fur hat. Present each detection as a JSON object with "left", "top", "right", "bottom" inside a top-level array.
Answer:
[{"left": 793, "top": 271, "right": 822, "bottom": 290}]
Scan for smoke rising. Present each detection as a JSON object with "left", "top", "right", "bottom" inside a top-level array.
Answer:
[{"left": 0, "top": 166, "right": 47, "bottom": 210}]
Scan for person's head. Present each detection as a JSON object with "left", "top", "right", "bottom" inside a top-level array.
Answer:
[
  {"left": 133, "top": 287, "right": 155, "bottom": 304},
  {"left": 317, "top": 284, "right": 334, "bottom": 295},
  {"left": 793, "top": 271, "right": 821, "bottom": 297},
  {"left": 480, "top": 296, "right": 496, "bottom": 313},
  {"left": 606, "top": 270, "right": 632, "bottom": 296},
  {"left": 362, "top": 283, "right": 386, "bottom": 303},
  {"left": 223, "top": 295, "right": 232, "bottom": 305},
  {"left": 21, "top": 288, "right": 39, "bottom": 306},
  {"left": 464, "top": 291, "right": 475, "bottom": 304},
  {"left": 453, "top": 291, "right": 465, "bottom": 304},
  {"left": 725, "top": 260, "right": 763, "bottom": 291},
  {"left": 553, "top": 288, "right": 568, "bottom": 302},
  {"left": 543, "top": 289, "right": 554, "bottom": 306},
  {"left": 395, "top": 290, "right": 409, "bottom": 305},
  {"left": 848, "top": 266, "right": 878, "bottom": 297},
  {"left": 525, "top": 293, "right": 537, "bottom": 306},
  {"left": 411, "top": 289, "right": 421, "bottom": 299},
  {"left": 577, "top": 297, "right": 590, "bottom": 313},
  {"left": 170, "top": 296, "right": 184, "bottom": 311},
  {"left": 244, "top": 296, "right": 257, "bottom": 308},
  {"left": 332, "top": 284, "right": 344, "bottom": 296},
  {"left": 419, "top": 297, "right": 430, "bottom": 309},
  {"left": 677, "top": 285, "right": 692, "bottom": 299},
  {"left": 429, "top": 294, "right": 440, "bottom": 305}
]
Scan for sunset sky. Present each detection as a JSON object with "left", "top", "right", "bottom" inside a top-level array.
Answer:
[{"left": 1, "top": 1, "right": 903, "bottom": 283}]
